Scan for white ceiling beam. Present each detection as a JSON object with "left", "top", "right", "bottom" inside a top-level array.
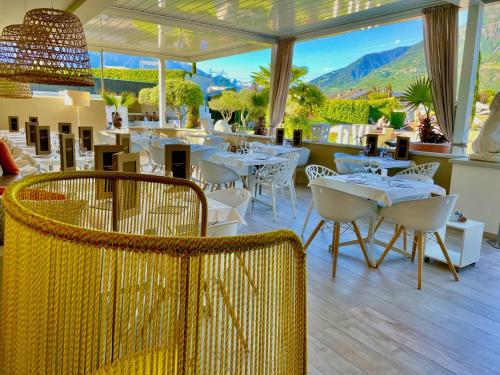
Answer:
[
  {"left": 67, "top": 0, "right": 116, "bottom": 25},
  {"left": 191, "top": 44, "right": 270, "bottom": 62},
  {"left": 290, "top": 0, "right": 461, "bottom": 42},
  {"left": 103, "top": 6, "right": 278, "bottom": 45}
]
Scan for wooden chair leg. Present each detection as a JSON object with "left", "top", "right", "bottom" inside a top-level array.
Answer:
[
  {"left": 304, "top": 220, "right": 325, "bottom": 250},
  {"left": 411, "top": 233, "right": 418, "bottom": 262},
  {"left": 417, "top": 231, "right": 423, "bottom": 289},
  {"left": 434, "top": 232, "right": 459, "bottom": 281},
  {"left": 374, "top": 216, "right": 384, "bottom": 233},
  {"left": 376, "top": 225, "right": 403, "bottom": 267},
  {"left": 403, "top": 227, "right": 407, "bottom": 253},
  {"left": 351, "top": 221, "right": 372, "bottom": 267},
  {"left": 332, "top": 223, "right": 340, "bottom": 277}
]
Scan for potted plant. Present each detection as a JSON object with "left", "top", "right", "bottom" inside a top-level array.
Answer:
[
  {"left": 102, "top": 91, "right": 137, "bottom": 129},
  {"left": 400, "top": 77, "right": 451, "bottom": 153},
  {"left": 249, "top": 89, "right": 269, "bottom": 136}
]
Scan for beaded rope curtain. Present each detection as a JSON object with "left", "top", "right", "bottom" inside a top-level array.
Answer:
[{"left": 0, "top": 172, "right": 307, "bottom": 375}]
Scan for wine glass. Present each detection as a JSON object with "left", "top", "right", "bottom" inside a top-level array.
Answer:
[
  {"left": 364, "top": 143, "right": 371, "bottom": 156},
  {"left": 362, "top": 160, "right": 370, "bottom": 176},
  {"left": 369, "top": 161, "right": 380, "bottom": 179}
]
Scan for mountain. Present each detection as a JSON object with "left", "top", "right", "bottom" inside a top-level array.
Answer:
[
  {"left": 310, "top": 4, "right": 499, "bottom": 95},
  {"left": 309, "top": 46, "right": 411, "bottom": 94}
]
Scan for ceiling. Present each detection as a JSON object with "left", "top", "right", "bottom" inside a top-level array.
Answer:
[{"left": 0, "top": 0, "right": 469, "bottom": 62}]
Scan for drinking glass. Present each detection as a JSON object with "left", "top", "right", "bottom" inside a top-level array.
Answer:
[
  {"left": 364, "top": 144, "right": 371, "bottom": 156},
  {"left": 362, "top": 160, "right": 370, "bottom": 176},
  {"left": 369, "top": 161, "right": 380, "bottom": 178}
]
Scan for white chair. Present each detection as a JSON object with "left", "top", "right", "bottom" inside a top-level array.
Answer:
[
  {"left": 214, "top": 120, "right": 232, "bottom": 133},
  {"left": 254, "top": 161, "right": 296, "bottom": 222},
  {"left": 271, "top": 151, "right": 299, "bottom": 206},
  {"left": 304, "top": 185, "right": 377, "bottom": 276},
  {"left": 94, "top": 131, "right": 112, "bottom": 145},
  {"left": 191, "top": 148, "right": 219, "bottom": 183},
  {"left": 395, "top": 162, "right": 440, "bottom": 181},
  {"left": 150, "top": 145, "right": 165, "bottom": 173},
  {"left": 375, "top": 162, "right": 441, "bottom": 249},
  {"left": 376, "top": 195, "right": 459, "bottom": 289},
  {"left": 333, "top": 152, "right": 364, "bottom": 174},
  {"left": 300, "top": 165, "right": 338, "bottom": 237},
  {"left": 199, "top": 159, "right": 240, "bottom": 191}
]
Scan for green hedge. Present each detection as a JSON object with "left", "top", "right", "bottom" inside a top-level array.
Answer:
[
  {"left": 367, "top": 97, "right": 401, "bottom": 122},
  {"left": 91, "top": 68, "right": 185, "bottom": 83},
  {"left": 390, "top": 111, "right": 406, "bottom": 129},
  {"left": 319, "top": 99, "right": 370, "bottom": 124}
]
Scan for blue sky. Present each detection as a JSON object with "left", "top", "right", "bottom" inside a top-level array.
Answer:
[
  {"left": 197, "top": 18, "right": 425, "bottom": 83},
  {"left": 197, "top": 12, "right": 468, "bottom": 83}
]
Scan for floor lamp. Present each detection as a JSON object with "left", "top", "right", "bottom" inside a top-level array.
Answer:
[{"left": 64, "top": 90, "right": 90, "bottom": 128}]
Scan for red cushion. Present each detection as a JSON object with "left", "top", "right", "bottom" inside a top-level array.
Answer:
[
  {"left": 20, "top": 189, "right": 66, "bottom": 201},
  {"left": 0, "top": 140, "right": 20, "bottom": 175}
]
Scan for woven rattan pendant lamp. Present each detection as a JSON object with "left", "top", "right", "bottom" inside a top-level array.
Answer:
[
  {"left": 13, "top": 8, "right": 94, "bottom": 86},
  {"left": 0, "top": 78, "right": 32, "bottom": 98}
]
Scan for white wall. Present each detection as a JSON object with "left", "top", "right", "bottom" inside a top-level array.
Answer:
[
  {"left": 450, "top": 160, "right": 500, "bottom": 235},
  {"left": 0, "top": 95, "right": 107, "bottom": 133}
]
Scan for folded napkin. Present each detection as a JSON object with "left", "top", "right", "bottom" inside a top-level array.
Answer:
[{"left": 389, "top": 181, "right": 413, "bottom": 188}]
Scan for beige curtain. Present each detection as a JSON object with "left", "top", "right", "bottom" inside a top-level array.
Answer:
[
  {"left": 269, "top": 38, "right": 295, "bottom": 131},
  {"left": 423, "top": 4, "right": 459, "bottom": 142}
]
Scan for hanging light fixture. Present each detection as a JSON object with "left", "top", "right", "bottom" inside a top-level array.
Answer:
[
  {"left": 12, "top": 8, "right": 94, "bottom": 86},
  {"left": 0, "top": 78, "right": 32, "bottom": 98}
]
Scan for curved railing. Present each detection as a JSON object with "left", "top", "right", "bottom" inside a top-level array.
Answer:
[{"left": 0, "top": 172, "right": 307, "bottom": 375}]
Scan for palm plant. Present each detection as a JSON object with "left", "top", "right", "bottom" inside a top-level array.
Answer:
[
  {"left": 400, "top": 77, "right": 445, "bottom": 143},
  {"left": 101, "top": 91, "right": 137, "bottom": 111},
  {"left": 250, "top": 65, "right": 308, "bottom": 89},
  {"left": 102, "top": 91, "right": 137, "bottom": 129},
  {"left": 250, "top": 89, "right": 269, "bottom": 135}
]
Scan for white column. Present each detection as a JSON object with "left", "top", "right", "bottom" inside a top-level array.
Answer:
[
  {"left": 158, "top": 57, "right": 167, "bottom": 128},
  {"left": 452, "top": 2, "right": 484, "bottom": 155},
  {"left": 99, "top": 49, "right": 105, "bottom": 95}
]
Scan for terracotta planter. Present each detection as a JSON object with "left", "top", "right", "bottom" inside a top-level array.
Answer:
[{"left": 410, "top": 142, "right": 451, "bottom": 154}]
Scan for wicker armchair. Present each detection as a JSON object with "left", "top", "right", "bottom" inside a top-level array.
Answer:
[{"left": 0, "top": 171, "right": 307, "bottom": 375}]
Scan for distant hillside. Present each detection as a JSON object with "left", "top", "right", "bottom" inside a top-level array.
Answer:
[
  {"left": 309, "top": 46, "right": 411, "bottom": 94},
  {"left": 310, "top": 4, "right": 499, "bottom": 95}
]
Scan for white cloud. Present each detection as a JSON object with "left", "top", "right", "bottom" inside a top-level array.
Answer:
[{"left": 394, "top": 39, "right": 401, "bottom": 44}]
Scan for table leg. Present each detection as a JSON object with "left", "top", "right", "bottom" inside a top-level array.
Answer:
[{"left": 367, "top": 215, "right": 376, "bottom": 267}]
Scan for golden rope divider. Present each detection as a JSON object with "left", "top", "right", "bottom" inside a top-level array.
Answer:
[{"left": 0, "top": 171, "right": 307, "bottom": 375}]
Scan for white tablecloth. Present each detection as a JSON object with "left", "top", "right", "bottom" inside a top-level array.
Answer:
[
  {"left": 207, "top": 197, "right": 245, "bottom": 225},
  {"left": 313, "top": 174, "right": 446, "bottom": 207},
  {"left": 211, "top": 152, "right": 287, "bottom": 168},
  {"left": 335, "top": 155, "right": 414, "bottom": 170},
  {"left": 258, "top": 144, "right": 303, "bottom": 156}
]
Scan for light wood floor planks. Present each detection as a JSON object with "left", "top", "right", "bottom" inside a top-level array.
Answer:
[{"left": 242, "top": 186, "right": 500, "bottom": 375}]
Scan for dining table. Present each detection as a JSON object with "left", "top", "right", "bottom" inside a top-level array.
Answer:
[
  {"left": 335, "top": 154, "right": 415, "bottom": 173},
  {"left": 310, "top": 174, "right": 446, "bottom": 264},
  {"left": 211, "top": 151, "right": 288, "bottom": 195}
]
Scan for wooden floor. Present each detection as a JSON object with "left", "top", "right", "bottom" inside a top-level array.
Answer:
[{"left": 242, "top": 186, "right": 500, "bottom": 375}]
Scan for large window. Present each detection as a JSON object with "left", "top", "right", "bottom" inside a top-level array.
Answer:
[{"left": 467, "top": 3, "right": 500, "bottom": 154}]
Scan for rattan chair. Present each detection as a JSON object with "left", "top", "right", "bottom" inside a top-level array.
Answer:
[{"left": 0, "top": 171, "right": 306, "bottom": 375}]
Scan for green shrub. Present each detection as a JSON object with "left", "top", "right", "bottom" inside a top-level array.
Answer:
[
  {"left": 319, "top": 99, "right": 370, "bottom": 124},
  {"left": 92, "top": 68, "right": 185, "bottom": 83},
  {"left": 390, "top": 111, "right": 406, "bottom": 129},
  {"left": 283, "top": 113, "right": 312, "bottom": 140},
  {"left": 367, "top": 92, "right": 389, "bottom": 100},
  {"left": 367, "top": 97, "right": 401, "bottom": 122}
]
